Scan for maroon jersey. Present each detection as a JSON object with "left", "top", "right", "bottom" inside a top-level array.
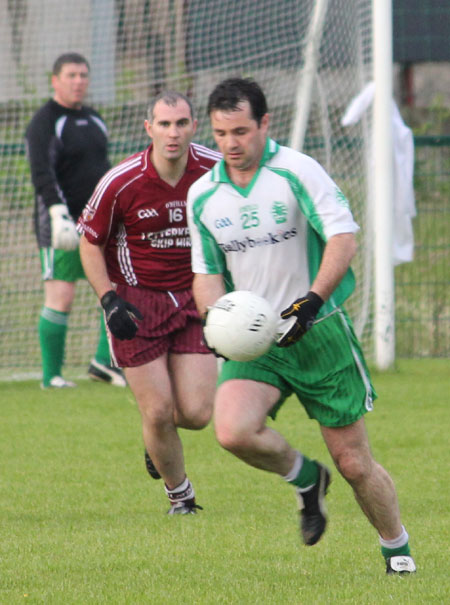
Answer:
[{"left": 78, "top": 143, "right": 220, "bottom": 290}]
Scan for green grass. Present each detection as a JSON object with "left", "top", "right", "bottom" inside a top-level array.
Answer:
[{"left": 1, "top": 359, "right": 448, "bottom": 604}]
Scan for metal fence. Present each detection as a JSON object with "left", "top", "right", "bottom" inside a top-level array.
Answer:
[{"left": 395, "top": 136, "right": 450, "bottom": 357}]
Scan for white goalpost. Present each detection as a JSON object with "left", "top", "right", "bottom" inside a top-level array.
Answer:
[
  {"left": 289, "top": 0, "right": 329, "bottom": 153},
  {"left": 373, "top": 0, "right": 395, "bottom": 369},
  {"left": 289, "top": 0, "right": 396, "bottom": 369}
]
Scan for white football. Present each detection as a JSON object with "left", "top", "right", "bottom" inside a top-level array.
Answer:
[{"left": 204, "top": 290, "right": 278, "bottom": 361}]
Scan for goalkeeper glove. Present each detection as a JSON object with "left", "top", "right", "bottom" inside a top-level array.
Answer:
[
  {"left": 277, "top": 291, "right": 324, "bottom": 347},
  {"left": 101, "top": 290, "right": 143, "bottom": 340},
  {"left": 49, "top": 203, "right": 79, "bottom": 251}
]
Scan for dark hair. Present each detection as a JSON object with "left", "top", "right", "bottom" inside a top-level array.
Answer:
[
  {"left": 52, "top": 53, "right": 90, "bottom": 76},
  {"left": 207, "top": 77, "right": 268, "bottom": 125},
  {"left": 147, "top": 91, "right": 195, "bottom": 122}
]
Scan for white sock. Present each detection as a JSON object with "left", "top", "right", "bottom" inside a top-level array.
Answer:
[
  {"left": 282, "top": 450, "right": 303, "bottom": 482},
  {"left": 379, "top": 525, "right": 409, "bottom": 549},
  {"left": 164, "top": 477, "right": 195, "bottom": 502}
]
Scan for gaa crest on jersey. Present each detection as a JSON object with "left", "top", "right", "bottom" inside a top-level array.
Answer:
[
  {"left": 137, "top": 208, "right": 159, "bottom": 219},
  {"left": 214, "top": 217, "right": 233, "bottom": 229},
  {"left": 271, "top": 201, "right": 288, "bottom": 224},
  {"left": 82, "top": 206, "right": 95, "bottom": 222}
]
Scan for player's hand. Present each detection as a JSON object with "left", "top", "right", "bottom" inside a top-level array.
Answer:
[
  {"left": 49, "top": 203, "right": 80, "bottom": 250},
  {"left": 101, "top": 290, "right": 143, "bottom": 340},
  {"left": 277, "top": 291, "right": 324, "bottom": 347},
  {"left": 202, "top": 309, "right": 229, "bottom": 361}
]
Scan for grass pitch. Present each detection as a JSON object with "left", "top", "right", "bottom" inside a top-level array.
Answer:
[{"left": 0, "top": 359, "right": 448, "bottom": 604}]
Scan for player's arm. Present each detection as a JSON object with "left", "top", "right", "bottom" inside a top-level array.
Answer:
[
  {"left": 26, "top": 113, "right": 80, "bottom": 250},
  {"left": 192, "top": 273, "right": 226, "bottom": 319},
  {"left": 294, "top": 157, "right": 358, "bottom": 299},
  {"left": 79, "top": 235, "right": 112, "bottom": 300},
  {"left": 79, "top": 235, "right": 143, "bottom": 341},
  {"left": 310, "top": 232, "right": 357, "bottom": 301},
  {"left": 25, "top": 114, "right": 65, "bottom": 208},
  {"left": 278, "top": 232, "right": 356, "bottom": 347}
]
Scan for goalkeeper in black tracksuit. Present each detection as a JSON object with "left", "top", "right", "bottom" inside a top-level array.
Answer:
[{"left": 25, "top": 52, "right": 125, "bottom": 389}]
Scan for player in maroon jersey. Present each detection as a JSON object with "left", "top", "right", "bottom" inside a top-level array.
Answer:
[{"left": 78, "top": 91, "right": 220, "bottom": 514}]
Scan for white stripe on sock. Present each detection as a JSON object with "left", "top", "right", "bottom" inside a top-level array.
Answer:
[
  {"left": 379, "top": 525, "right": 409, "bottom": 549},
  {"left": 282, "top": 450, "right": 303, "bottom": 482}
]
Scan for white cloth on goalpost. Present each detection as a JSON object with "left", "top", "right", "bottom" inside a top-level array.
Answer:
[{"left": 341, "top": 81, "right": 416, "bottom": 266}]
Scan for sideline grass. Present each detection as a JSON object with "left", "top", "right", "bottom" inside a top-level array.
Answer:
[{"left": 0, "top": 359, "right": 448, "bottom": 604}]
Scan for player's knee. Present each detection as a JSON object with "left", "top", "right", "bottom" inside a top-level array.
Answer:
[
  {"left": 140, "top": 399, "right": 174, "bottom": 432},
  {"left": 174, "top": 396, "right": 213, "bottom": 429},
  {"left": 181, "top": 406, "right": 212, "bottom": 430},
  {"left": 191, "top": 405, "right": 213, "bottom": 429},
  {"left": 334, "top": 450, "right": 370, "bottom": 484},
  {"left": 214, "top": 420, "right": 247, "bottom": 453}
]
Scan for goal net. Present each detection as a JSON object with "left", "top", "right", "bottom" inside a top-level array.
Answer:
[{"left": 0, "top": 0, "right": 373, "bottom": 380}]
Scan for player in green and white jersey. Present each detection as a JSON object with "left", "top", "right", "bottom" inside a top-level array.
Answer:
[
  {"left": 187, "top": 78, "right": 415, "bottom": 575},
  {"left": 188, "top": 134, "right": 359, "bottom": 329}
]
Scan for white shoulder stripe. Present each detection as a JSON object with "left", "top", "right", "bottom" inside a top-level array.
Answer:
[
  {"left": 90, "top": 115, "right": 108, "bottom": 137},
  {"left": 55, "top": 115, "right": 68, "bottom": 139},
  {"left": 197, "top": 150, "right": 222, "bottom": 161},
  {"left": 89, "top": 156, "right": 142, "bottom": 209},
  {"left": 116, "top": 173, "right": 144, "bottom": 197},
  {"left": 191, "top": 143, "right": 221, "bottom": 161},
  {"left": 98, "top": 155, "right": 142, "bottom": 186}
]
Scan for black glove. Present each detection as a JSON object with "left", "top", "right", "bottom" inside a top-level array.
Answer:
[
  {"left": 277, "top": 291, "right": 324, "bottom": 347},
  {"left": 101, "top": 290, "right": 143, "bottom": 340}
]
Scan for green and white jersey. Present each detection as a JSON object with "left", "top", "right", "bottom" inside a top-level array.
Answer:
[{"left": 187, "top": 138, "right": 359, "bottom": 326}]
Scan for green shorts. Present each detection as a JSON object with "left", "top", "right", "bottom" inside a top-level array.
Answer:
[
  {"left": 217, "top": 309, "right": 376, "bottom": 428},
  {"left": 40, "top": 247, "right": 85, "bottom": 282}
]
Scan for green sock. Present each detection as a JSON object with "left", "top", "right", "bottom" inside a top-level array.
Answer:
[
  {"left": 94, "top": 312, "right": 110, "bottom": 366},
  {"left": 39, "top": 307, "right": 68, "bottom": 386},
  {"left": 289, "top": 456, "right": 319, "bottom": 489},
  {"left": 381, "top": 543, "right": 411, "bottom": 560}
]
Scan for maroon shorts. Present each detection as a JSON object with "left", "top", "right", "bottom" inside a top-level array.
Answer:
[{"left": 110, "top": 285, "right": 209, "bottom": 368}]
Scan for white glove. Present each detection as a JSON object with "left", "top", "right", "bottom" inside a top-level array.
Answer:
[{"left": 49, "top": 204, "right": 80, "bottom": 251}]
